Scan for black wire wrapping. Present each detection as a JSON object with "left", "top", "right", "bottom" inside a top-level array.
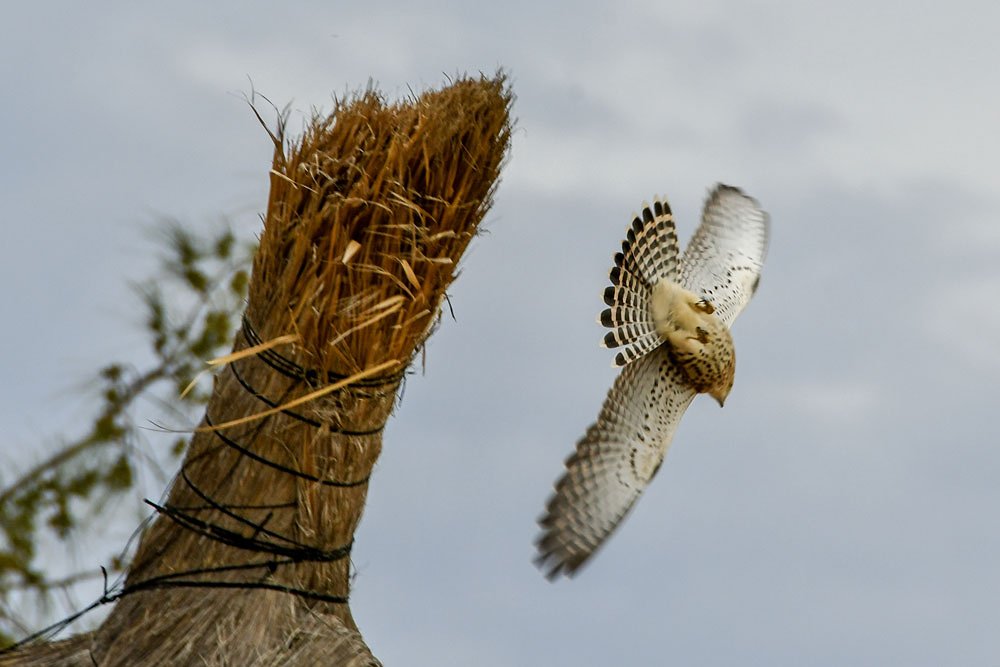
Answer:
[
  {"left": 2, "top": 334, "right": 398, "bottom": 653},
  {"left": 241, "top": 315, "right": 407, "bottom": 389},
  {"left": 147, "top": 499, "right": 354, "bottom": 563},
  {"left": 228, "top": 360, "right": 384, "bottom": 437},
  {"left": 205, "top": 414, "right": 372, "bottom": 488},
  {"left": 0, "top": 557, "right": 353, "bottom": 654}
]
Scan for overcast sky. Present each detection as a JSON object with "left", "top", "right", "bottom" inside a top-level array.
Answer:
[{"left": 3, "top": 1, "right": 1000, "bottom": 665}]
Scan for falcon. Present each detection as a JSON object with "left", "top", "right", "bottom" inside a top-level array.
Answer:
[{"left": 536, "top": 184, "right": 770, "bottom": 579}]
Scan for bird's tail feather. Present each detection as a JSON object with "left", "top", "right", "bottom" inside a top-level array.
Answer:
[{"left": 599, "top": 200, "right": 680, "bottom": 367}]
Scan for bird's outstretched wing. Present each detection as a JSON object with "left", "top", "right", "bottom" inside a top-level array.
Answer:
[
  {"left": 680, "top": 185, "right": 770, "bottom": 327},
  {"left": 536, "top": 347, "right": 696, "bottom": 579}
]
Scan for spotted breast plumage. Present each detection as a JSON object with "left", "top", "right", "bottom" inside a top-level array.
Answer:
[{"left": 535, "top": 184, "right": 769, "bottom": 579}]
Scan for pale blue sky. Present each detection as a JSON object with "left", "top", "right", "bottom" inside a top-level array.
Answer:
[{"left": 2, "top": 2, "right": 999, "bottom": 664}]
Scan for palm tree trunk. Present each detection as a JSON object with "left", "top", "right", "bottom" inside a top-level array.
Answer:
[{"left": 2, "top": 73, "right": 512, "bottom": 667}]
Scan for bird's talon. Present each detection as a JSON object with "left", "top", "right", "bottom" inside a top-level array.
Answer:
[{"left": 694, "top": 298, "right": 715, "bottom": 314}]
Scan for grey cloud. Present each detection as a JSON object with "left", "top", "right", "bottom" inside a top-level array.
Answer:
[{"left": 736, "top": 100, "right": 844, "bottom": 152}]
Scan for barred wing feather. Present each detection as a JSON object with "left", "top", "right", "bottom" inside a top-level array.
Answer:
[{"left": 536, "top": 347, "right": 696, "bottom": 579}]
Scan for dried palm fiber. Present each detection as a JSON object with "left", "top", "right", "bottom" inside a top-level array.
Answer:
[{"left": 0, "top": 73, "right": 512, "bottom": 667}]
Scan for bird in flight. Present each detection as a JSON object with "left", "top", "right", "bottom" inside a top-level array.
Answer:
[{"left": 536, "top": 184, "right": 770, "bottom": 579}]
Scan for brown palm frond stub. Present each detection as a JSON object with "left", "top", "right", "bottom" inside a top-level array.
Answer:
[{"left": 252, "top": 75, "right": 512, "bottom": 373}]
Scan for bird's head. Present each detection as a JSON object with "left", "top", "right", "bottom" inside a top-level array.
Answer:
[{"left": 706, "top": 325, "right": 736, "bottom": 407}]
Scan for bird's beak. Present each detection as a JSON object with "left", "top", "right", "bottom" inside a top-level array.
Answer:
[{"left": 709, "top": 389, "right": 728, "bottom": 408}]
